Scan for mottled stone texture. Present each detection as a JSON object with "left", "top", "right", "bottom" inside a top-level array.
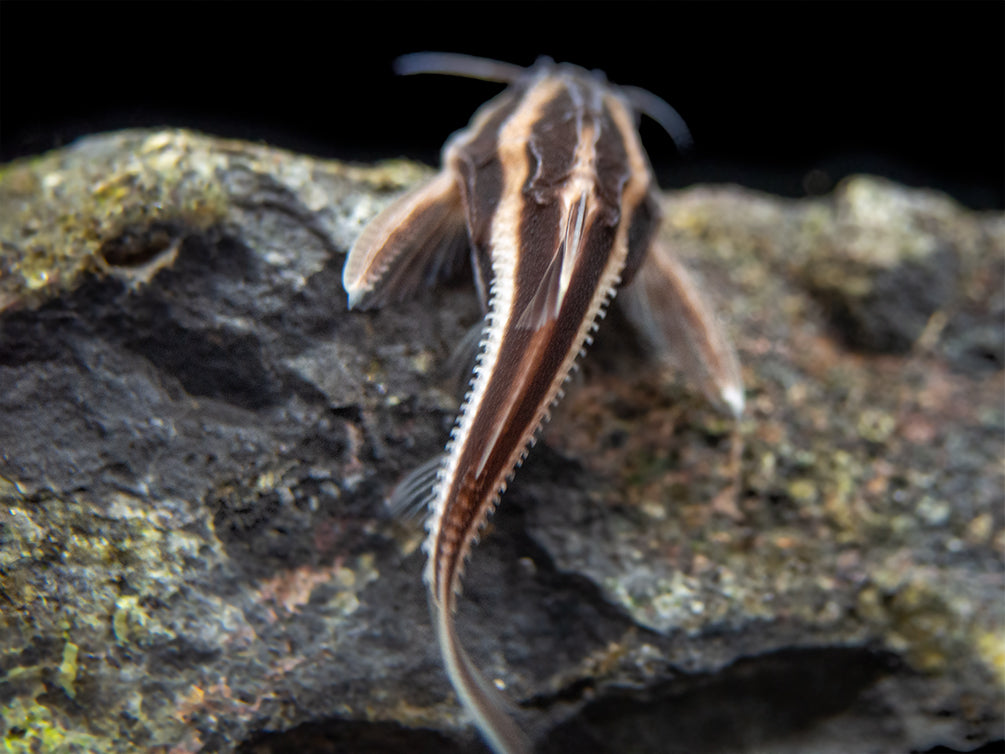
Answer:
[{"left": 1, "top": 130, "right": 1001, "bottom": 754}]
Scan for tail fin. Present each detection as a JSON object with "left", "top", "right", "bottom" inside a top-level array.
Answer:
[{"left": 432, "top": 597, "right": 531, "bottom": 754}]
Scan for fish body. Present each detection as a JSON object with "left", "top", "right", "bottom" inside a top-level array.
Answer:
[{"left": 343, "top": 54, "right": 742, "bottom": 754}]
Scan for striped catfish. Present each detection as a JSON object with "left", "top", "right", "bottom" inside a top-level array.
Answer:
[{"left": 343, "top": 53, "right": 743, "bottom": 754}]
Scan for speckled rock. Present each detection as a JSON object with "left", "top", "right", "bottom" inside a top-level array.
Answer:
[{"left": 1, "top": 130, "right": 1001, "bottom": 754}]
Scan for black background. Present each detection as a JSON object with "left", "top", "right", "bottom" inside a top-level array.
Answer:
[{"left": 2, "top": 2, "right": 1002, "bottom": 210}]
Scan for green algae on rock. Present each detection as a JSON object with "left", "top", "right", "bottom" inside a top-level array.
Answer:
[{"left": 1, "top": 130, "right": 1002, "bottom": 753}]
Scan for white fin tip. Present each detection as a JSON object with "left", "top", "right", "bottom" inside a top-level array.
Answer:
[{"left": 721, "top": 384, "right": 745, "bottom": 418}]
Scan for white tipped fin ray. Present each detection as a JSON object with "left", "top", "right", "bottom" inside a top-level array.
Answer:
[
  {"left": 343, "top": 170, "right": 469, "bottom": 310},
  {"left": 619, "top": 237, "right": 744, "bottom": 417}
]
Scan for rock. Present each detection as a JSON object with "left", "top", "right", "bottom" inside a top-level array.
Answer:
[{"left": 1, "top": 130, "right": 1001, "bottom": 753}]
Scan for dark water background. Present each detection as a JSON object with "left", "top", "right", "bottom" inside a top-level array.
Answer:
[{"left": 2, "top": 2, "right": 1002, "bottom": 211}]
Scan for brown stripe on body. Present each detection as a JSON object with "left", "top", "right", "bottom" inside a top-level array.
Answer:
[
  {"left": 594, "top": 100, "right": 633, "bottom": 220},
  {"left": 429, "top": 75, "right": 569, "bottom": 603},
  {"left": 523, "top": 86, "right": 578, "bottom": 200},
  {"left": 603, "top": 89, "right": 663, "bottom": 285},
  {"left": 432, "top": 239, "right": 612, "bottom": 602},
  {"left": 430, "top": 73, "right": 658, "bottom": 604},
  {"left": 621, "top": 189, "right": 662, "bottom": 286},
  {"left": 469, "top": 215, "right": 618, "bottom": 454},
  {"left": 442, "top": 81, "right": 534, "bottom": 308},
  {"left": 446, "top": 82, "right": 528, "bottom": 254}
]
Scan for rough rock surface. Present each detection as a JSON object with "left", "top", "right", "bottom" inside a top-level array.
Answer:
[{"left": 1, "top": 130, "right": 1001, "bottom": 754}]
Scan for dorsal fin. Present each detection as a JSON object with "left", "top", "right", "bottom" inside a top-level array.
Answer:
[{"left": 516, "top": 192, "right": 590, "bottom": 330}]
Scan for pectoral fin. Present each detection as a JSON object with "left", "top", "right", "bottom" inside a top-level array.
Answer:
[
  {"left": 343, "top": 170, "right": 470, "bottom": 310},
  {"left": 620, "top": 238, "right": 744, "bottom": 417}
]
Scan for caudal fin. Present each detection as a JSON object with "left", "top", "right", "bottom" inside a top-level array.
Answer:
[{"left": 432, "top": 598, "right": 531, "bottom": 754}]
